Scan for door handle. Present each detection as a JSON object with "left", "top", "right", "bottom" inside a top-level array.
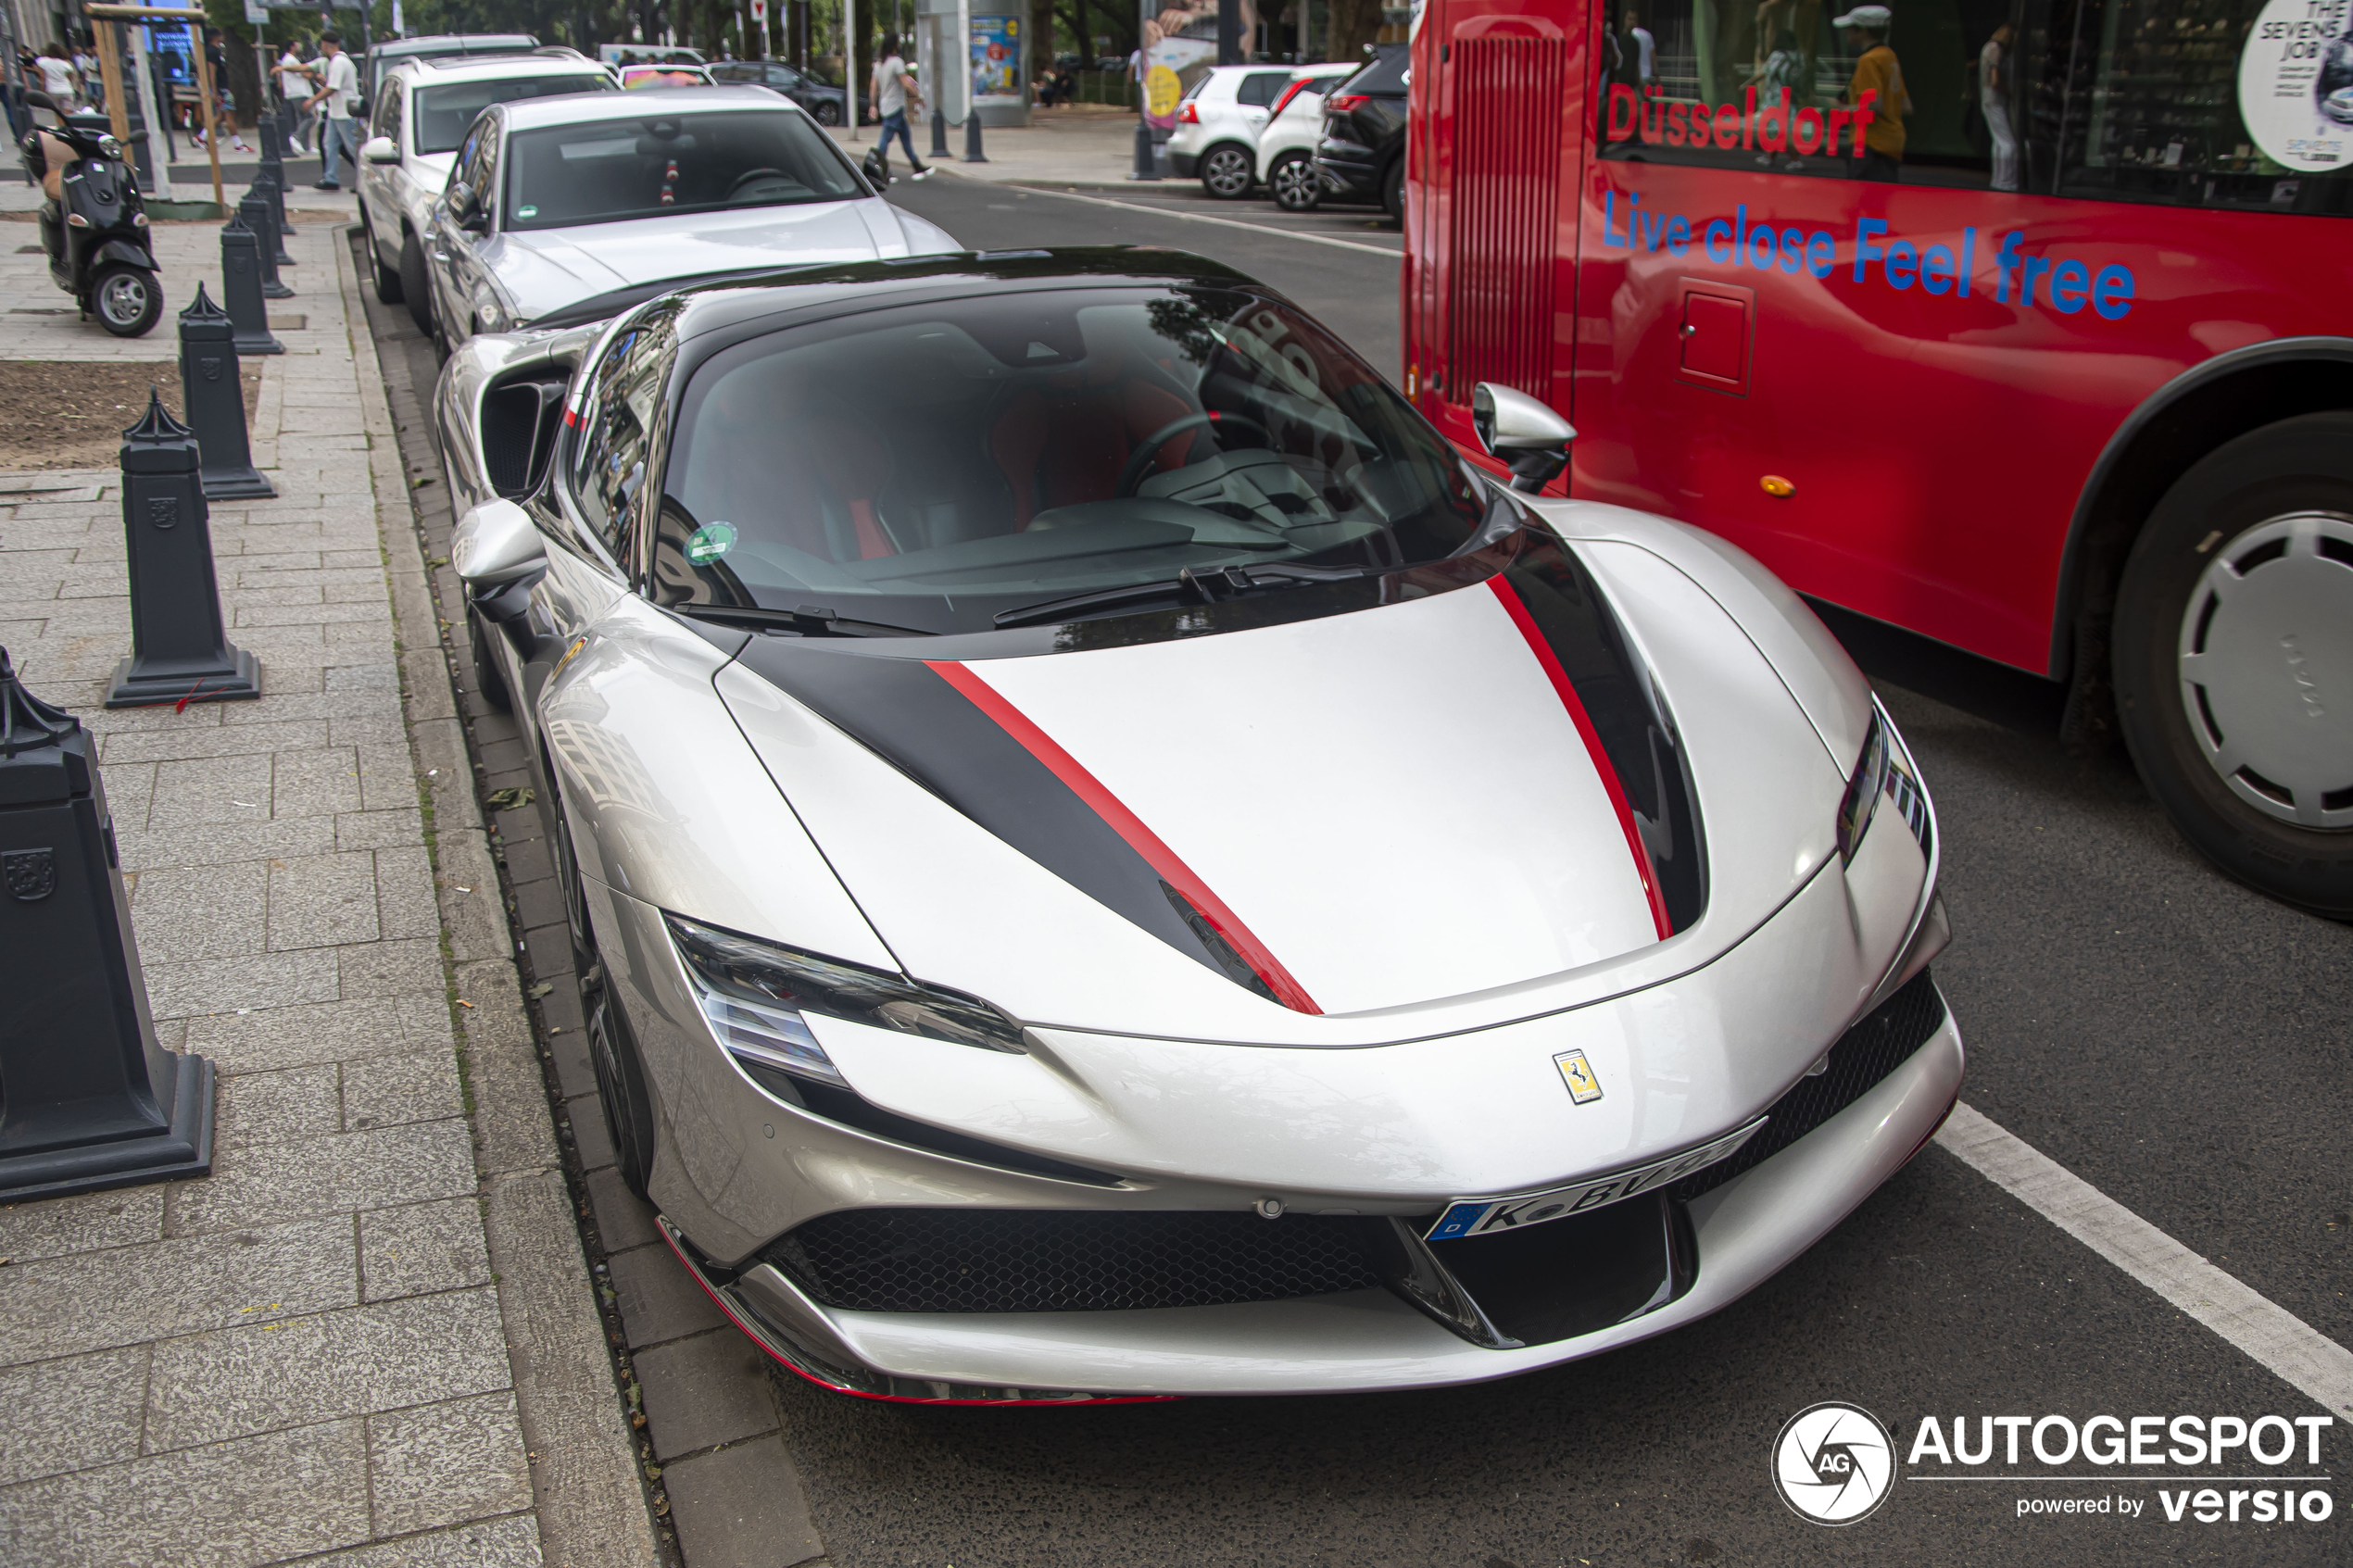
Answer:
[{"left": 1680, "top": 323, "right": 1697, "bottom": 337}]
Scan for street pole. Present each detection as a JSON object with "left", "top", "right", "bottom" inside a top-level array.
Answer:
[
  {"left": 1129, "top": 0, "right": 1155, "bottom": 179},
  {"left": 126, "top": 23, "right": 173, "bottom": 202},
  {"left": 843, "top": 0, "right": 856, "bottom": 140}
]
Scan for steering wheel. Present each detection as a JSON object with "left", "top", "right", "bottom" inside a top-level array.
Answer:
[
  {"left": 1114, "top": 412, "right": 1271, "bottom": 498},
  {"left": 724, "top": 167, "right": 793, "bottom": 199}
]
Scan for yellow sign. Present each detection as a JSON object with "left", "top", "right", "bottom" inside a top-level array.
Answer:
[{"left": 1146, "top": 64, "right": 1182, "bottom": 119}]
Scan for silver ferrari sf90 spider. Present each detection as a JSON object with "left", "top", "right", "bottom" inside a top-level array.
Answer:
[{"left": 436, "top": 250, "right": 1960, "bottom": 1402}]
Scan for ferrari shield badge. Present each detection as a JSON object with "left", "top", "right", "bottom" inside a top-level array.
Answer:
[{"left": 1554, "top": 1048, "right": 1603, "bottom": 1104}]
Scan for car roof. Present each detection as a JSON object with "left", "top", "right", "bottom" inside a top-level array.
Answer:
[
  {"left": 498, "top": 82, "right": 793, "bottom": 128},
  {"left": 371, "top": 33, "right": 537, "bottom": 56},
  {"left": 389, "top": 53, "right": 607, "bottom": 82},
  {"left": 532, "top": 247, "right": 1265, "bottom": 336}
]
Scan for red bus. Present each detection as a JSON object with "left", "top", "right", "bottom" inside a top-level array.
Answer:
[{"left": 1400, "top": 0, "right": 2353, "bottom": 916}]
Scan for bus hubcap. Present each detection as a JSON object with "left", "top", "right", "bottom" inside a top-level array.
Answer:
[{"left": 2175, "top": 510, "right": 2353, "bottom": 829}]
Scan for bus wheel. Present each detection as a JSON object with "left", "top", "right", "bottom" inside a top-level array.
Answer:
[{"left": 2112, "top": 411, "right": 2353, "bottom": 917}]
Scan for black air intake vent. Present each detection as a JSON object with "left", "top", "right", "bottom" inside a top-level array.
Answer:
[
  {"left": 479, "top": 376, "right": 566, "bottom": 498},
  {"left": 765, "top": 1209, "right": 1386, "bottom": 1313}
]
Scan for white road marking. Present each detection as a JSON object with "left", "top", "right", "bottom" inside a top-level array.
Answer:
[
  {"left": 1937, "top": 1102, "right": 2353, "bottom": 1420},
  {"left": 976, "top": 182, "right": 1404, "bottom": 258}
]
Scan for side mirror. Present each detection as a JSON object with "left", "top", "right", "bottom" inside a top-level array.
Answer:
[
  {"left": 448, "top": 182, "right": 488, "bottom": 232},
  {"left": 361, "top": 134, "right": 401, "bottom": 165},
  {"left": 1471, "top": 383, "right": 1576, "bottom": 495},
  {"left": 452, "top": 499, "right": 547, "bottom": 589}
]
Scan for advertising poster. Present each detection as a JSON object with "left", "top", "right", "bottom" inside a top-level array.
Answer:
[
  {"left": 2240, "top": 0, "right": 2353, "bottom": 170},
  {"left": 1143, "top": 34, "right": 1214, "bottom": 129},
  {"left": 971, "top": 16, "right": 1022, "bottom": 107}
]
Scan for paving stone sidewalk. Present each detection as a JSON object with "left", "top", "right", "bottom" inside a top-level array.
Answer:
[{"left": 0, "top": 215, "right": 654, "bottom": 1568}]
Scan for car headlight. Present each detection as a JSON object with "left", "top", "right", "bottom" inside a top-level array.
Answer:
[
  {"left": 663, "top": 913, "right": 1027, "bottom": 1088},
  {"left": 1836, "top": 703, "right": 1933, "bottom": 864}
]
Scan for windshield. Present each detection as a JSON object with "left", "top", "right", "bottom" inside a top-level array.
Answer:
[
  {"left": 413, "top": 74, "right": 610, "bottom": 155},
  {"left": 503, "top": 109, "right": 862, "bottom": 229},
  {"left": 648, "top": 286, "right": 1499, "bottom": 636}
]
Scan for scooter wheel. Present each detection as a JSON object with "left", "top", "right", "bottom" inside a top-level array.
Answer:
[{"left": 91, "top": 265, "right": 162, "bottom": 337}]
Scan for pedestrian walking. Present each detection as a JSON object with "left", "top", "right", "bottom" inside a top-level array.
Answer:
[
  {"left": 276, "top": 44, "right": 317, "bottom": 153},
  {"left": 31, "top": 41, "right": 81, "bottom": 109},
  {"left": 869, "top": 33, "right": 928, "bottom": 180},
  {"left": 193, "top": 28, "right": 252, "bottom": 153},
  {"left": 1835, "top": 4, "right": 1909, "bottom": 182},
  {"left": 307, "top": 31, "right": 359, "bottom": 189},
  {"left": 1979, "top": 21, "right": 2019, "bottom": 191},
  {"left": 72, "top": 39, "right": 102, "bottom": 113}
]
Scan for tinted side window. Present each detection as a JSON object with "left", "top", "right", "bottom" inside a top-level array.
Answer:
[
  {"left": 569, "top": 312, "right": 679, "bottom": 568},
  {"left": 375, "top": 81, "right": 404, "bottom": 144},
  {"left": 1348, "top": 48, "right": 1411, "bottom": 94},
  {"left": 1238, "top": 70, "right": 1292, "bottom": 106}
]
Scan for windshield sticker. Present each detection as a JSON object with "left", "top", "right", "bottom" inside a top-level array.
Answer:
[
  {"left": 685, "top": 521, "right": 737, "bottom": 564},
  {"left": 516, "top": 204, "right": 538, "bottom": 219},
  {"left": 2240, "top": 0, "right": 2353, "bottom": 172}
]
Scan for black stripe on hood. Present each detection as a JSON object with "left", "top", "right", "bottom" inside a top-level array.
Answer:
[
  {"left": 732, "top": 638, "right": 1251, "bottom": 987},
  {"left": 1503, "top": 542, "right": 1709, "bottom": 934}
]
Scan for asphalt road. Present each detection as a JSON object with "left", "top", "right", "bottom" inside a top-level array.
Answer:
[{"left": 758, "top": 174, "right": 2353, "bottom": 1567}]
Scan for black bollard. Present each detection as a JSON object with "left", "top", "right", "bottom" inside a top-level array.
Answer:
[
  {"left": 178, "top": 285, "right": 273, "bottom": 501},
  {"left": 240, "top": 190, "right": 294, "bottom": 299},
  {"left": 0, "top": 649, "right": 216, "bottom": 1202},
  {"left": 963, "top": 111, "right": 989, "bottom": 164},
  {"left": 256, "top": 111, "right": 296, "bottom": 252},
  {"left": 1131, "top": 119, "right": 1161, "bottom": 181},
  {"left": 218, "top": 213, "right": 283, "bottom": 358},
  {"left": 104, "top": 392, "right": 262, "bottom": 709},
  {"left": 930, "top": 106, "right": 950, "bottom": 157}
]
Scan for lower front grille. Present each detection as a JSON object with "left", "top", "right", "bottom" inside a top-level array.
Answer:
[
  {"left": 765, "top": 1208, "right": 1385, "bottom": 1313},
  {"left": 1667, "top": 967, "right": 1949, "bottom": 1203}
]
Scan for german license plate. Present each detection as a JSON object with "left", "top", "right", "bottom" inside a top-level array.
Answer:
[{"left": 1423, "top": 1117, "right": 1768, "bottom": 1241}]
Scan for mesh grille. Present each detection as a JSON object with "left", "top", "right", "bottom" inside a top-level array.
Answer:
[
  {"left": 1668, "top": 968, "right": 1948, "bottom": 1203},
  {"left": 1445, "top": 34, "right": 1567, "bottom": 399},
  {"left": 766, "top": 1209, "right": 1384, "bottom": 1314}
]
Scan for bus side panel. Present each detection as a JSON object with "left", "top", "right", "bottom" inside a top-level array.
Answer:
[
  {"left": 1565, "top": 168, "right": 2353, "bottom": 676},
  {"left": 1414, "top": 0, "right": 1587, "bottom": 452}
]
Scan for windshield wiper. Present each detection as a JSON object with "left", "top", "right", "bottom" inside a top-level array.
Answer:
[
  {"left": 675, "top": 603, "right": 932, "bottom": 638},
  {"left": 991, "top": 563, "right": 1376, "bottom": 631}
]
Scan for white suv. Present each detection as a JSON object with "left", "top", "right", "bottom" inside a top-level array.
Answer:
[
  {"left": 1165, "top": 63, "right": 1305, "bottom": 199},
  {"left": 1252, "top": 62, "right": 1363, "bottom": 211},
  {"left": 357, "top": 51, "right": 614, "bottom": 333}
]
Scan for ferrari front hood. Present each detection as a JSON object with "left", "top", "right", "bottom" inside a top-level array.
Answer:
[{"left": 717, "top": 553, "right": 1857, "bottom": 1047}]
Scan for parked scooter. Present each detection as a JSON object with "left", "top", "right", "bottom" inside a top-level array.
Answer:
[{"left": 16, "top": 91, "right": 164, "bottom": 337}]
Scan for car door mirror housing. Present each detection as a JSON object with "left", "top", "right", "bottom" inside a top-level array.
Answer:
[
  {"left": 448, "top": 182, "right": 488, "bottom": 232},
  {"left": 361, "top": 134, "right": 401, "bottom": 165},
  {"left": 453, "top": 498, "right": 547, "bottom": 589},
  {"left": 1472, "top": 383, "right": 1576, "bottom": 495}
]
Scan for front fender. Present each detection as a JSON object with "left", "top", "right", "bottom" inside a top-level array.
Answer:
[{"left": 92, "top": 237, "right": 155, "bottom": 270}]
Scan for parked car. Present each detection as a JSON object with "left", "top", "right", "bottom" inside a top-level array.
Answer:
[
  {"left": 621, "top": 61, "right": 716, "bottom": 89},
  {"left": 434, "top": 246, "right": 1958, "bottom": 1401},
  {"left": 1166, "top": 62, "right": 1309, "bottom": 198},
  {"left": 1315, "top": 44, "right": 1408, "bottom": 220},
  {"left": 706, "top": 58, "right": 849, "bottom": 124},
  {"left": 1252, "top": 61, "right": 1366, "bottom": 212},
  {"left": 357, "top": 51, "right": 617, "bottom": 333},
  {"left": 358, "top": 32, "right": 541, "bottom": 119},
  {"left": 421, "top": 86, "right": 956, "bottom": 350},
  {"left": 598, "top": 44, "right": 708, "bottom": 69}
]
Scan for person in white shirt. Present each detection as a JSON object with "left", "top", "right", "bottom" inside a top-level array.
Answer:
[
  {"left": 72, "top": 44, "right": 101, "bottom": 112},
  {"left": 868, "top": 32, "right": 927, "bottom": 180},
  {"left": 277, "top": 46, "right": 318, "bottom": 152},
  {"left": 307, "top": 32, "right": 360, "bottom": 189},
  {"left": 32, "top": 44, "right": 81, "bottom": 109}
]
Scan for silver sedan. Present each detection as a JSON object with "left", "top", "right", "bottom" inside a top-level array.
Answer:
[{"left": 422, "top": 85, "right": 956, "bottom": 348}]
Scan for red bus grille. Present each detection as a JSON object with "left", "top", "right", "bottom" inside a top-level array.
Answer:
[{"left": 1446, "top": 34, "right": 1566, "bottom": 401}]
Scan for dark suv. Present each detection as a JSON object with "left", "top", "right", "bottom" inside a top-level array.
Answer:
[
  {"left": 706, "top": 59, "right": 850, "bottom": 125},
  {"left": 1314, "top": 44, "right": 1408, "bottom": 220}
]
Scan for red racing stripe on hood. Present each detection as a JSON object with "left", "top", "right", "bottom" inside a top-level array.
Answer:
[
  {"left": 925, "top": 659, "right": 1323, "bottom": 1014},
  {"left": 1488, "top": 576, "right": 1675, "bottom": 941}
]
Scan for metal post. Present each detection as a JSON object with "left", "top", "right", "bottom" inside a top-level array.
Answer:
[
  {"left": 256, "top": 109, "right": 296, "bottom": 250},
  {"left": 218, "top": 211, "right": 283, "bottom": 357},
  {"left": 240, "top": 190, "right": 293, "bottom": 298},
  {"left": 127, "top": 22, "right": 173, "bottom": 203},
  {"left": 104, "top": 390, "right": 262, "bottom": 708},
  {"left": 191, "top": 18, "right": 224, "bottom": 210},
  {"left": 930, "top": 104, "right": 948, "bottom": 156},
  {"left": 843, "top": 0, "right": 856, "bottom": 140},
  {"left": 178, "top": 283, "right": 272, "bottom": 499},
  {"left": 0, "top": 648, "right": 216, "bottom": 1202},
  {"left": 1129, "top": 0, "right": 1157, "bottom": 179},
  {"left": 963, "top": 105, "right": 987, "bottom": 160},
  {"left": 1216, "top": 0, "right": 1238, "bottom": 65}
]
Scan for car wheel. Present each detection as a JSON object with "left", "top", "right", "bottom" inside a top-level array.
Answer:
[
  {"left": 555, "top": 792, "right": 659, "bottom": 1196},
  {"left": 399, "top": 231, "right": 434, "bottom": 336},
  {"left": 89, "top": 264, "right": 161, "bottom": 337},
  {"left": 1200, "top": 143, "right": 1254, "bottom": 199},
  {"left": 2112, "top": 410, "right": 2353, "bottom": 917},
  {"left": 813, "top": 99, "right": 841, "bottom": 126},
  {"left": 366, "top": 214, "right": 404, "bottom": 304},
  {"left": 1381, "top": 159, "right": 1404, "bottom": 222},
  {"left": 1268, "top": 151, "right": 1320, "bottom": 212}
]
